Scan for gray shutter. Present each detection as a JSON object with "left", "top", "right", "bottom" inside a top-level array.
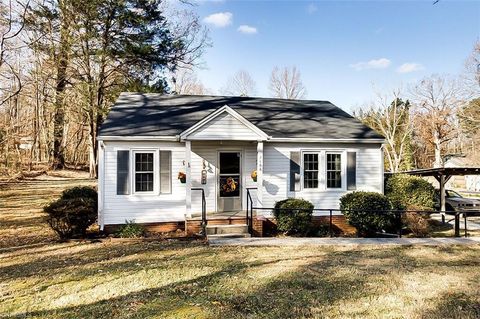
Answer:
[
  {"left": 290, "top": 151, "right": 301, "bottom": 192},
  {"left": 160, "top": 150, "right": 172, "bottom": 194},
  {"left": 347, "top": 152, "right": 356, "bottom": 190},
  {"left": 117, "top": 150, "right": 130, "bottom": 195}
]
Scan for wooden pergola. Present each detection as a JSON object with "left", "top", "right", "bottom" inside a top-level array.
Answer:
[{"left": 393, "top": 167, "right": 480, "bottom": 213}]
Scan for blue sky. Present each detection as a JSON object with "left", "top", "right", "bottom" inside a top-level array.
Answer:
[{"left": 190, "top": 0, "right": 480, "bottom": 112}]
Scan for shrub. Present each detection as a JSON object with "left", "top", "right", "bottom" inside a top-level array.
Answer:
[
  {"left": 307, "top": 224, "right": 331, "bottom": 237},
  {"left": 403, "top": 212, "right": 430, "bottom": 237},
  {"left": 61, "top": 186, "right": 97, "bottom": 200},
  {"left": 385, "top": 174, "right": 435, "bottom": 210},
  {"left": 44, "top": 186, "right": 97, "bottom": 239},
  {"left": 115, "top": 220, "right": 145, "bottom": 238},
  {"left": 340, "top": 191, "right": 397, "bottom": 237},
  {"left": 273, "top": 198, "right": 314, "bottom": 235}
]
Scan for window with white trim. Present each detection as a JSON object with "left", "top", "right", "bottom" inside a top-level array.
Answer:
[
  {"left": 303, "top": 153, "right": 319, "bottom": 189},
  {"left": 326, "top": 153, "right": 342, "bottom": 188},
  {"left": 134, "top": 152, "right": 154, "bottom": 192}
]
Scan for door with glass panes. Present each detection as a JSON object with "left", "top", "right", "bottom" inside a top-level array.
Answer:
[{"left": 217, "top": 151, "right": 242, "bottom": 212}]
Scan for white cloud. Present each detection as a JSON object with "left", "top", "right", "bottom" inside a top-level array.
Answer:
[
  {"left": 237, "top": 25, "right": 257, "bottom": 34},
  {"left": 349, "top": 58, "right": 391, "bottom": 71},
  {"left": 307, "top": 3, "right": 318, "bottom": 14},
  {"left": 203, "top": 12, "right": 233, "bottom": 28},
  {"left": 396, "top": 63, "right": 425, "bottom": 74}
]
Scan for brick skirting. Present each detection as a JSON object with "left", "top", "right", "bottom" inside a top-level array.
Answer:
[
  {"left": 104, "top": 215, "right": 357, "bottom": 237},
  {"left": 257, "top": 215, "right": 357, "bottom": 237},
  {"left": 104, "top": 221, "right": 185, "bottom": 234}
]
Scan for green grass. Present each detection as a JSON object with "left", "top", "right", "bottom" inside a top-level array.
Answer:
[{"left": 1, "top": 177, "right": 480, "bottom": 318}]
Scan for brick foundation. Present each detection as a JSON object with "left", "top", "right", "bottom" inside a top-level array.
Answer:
[
  {"left": 255, "top": 215, "right": 357, "bottom": 237},
  {"left": 104, "top": 221, "right": 185, "bottom": 234}
]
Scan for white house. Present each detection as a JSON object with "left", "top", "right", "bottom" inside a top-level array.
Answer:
[{"left": 97, "top": 93, "right": 384, "bottom": 235}]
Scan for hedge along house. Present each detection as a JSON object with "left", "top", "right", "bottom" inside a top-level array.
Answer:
[{"left": 97, "top": 93, "right": 385, "bottom": 236}]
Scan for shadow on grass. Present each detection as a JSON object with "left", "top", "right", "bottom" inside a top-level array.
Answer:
[
  {"left": 6, "top": 246, "right": 421, "bottom": 319},
  {"left": 416, "top": 291, "right": 480, "bottom": 319}
]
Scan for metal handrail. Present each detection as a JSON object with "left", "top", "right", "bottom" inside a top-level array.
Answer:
[
  {"left": 191, "top": 188, "right": 207, "bottom": 235},
  {"left": 246, "top": 188, "right": 257, "bottom": 234}
]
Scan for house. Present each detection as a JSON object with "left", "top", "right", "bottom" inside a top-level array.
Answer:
[{"left": 97, "top": 93, "right": 384, "bottom": 235}]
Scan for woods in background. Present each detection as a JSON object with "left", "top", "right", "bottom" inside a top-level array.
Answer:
[
  {"left": 0, "top": 0, "right": 208, "bottom": 177},
  {"left": 356, "top": 43, "right": 480, "bottom": 171}
]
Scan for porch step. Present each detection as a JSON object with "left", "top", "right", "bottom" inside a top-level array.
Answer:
[
  {"left": 207, "top": 233, "right": 251, "bottom": 239},
  {"left": 206, "top": 224, "right": 249, "bottom": 236}
]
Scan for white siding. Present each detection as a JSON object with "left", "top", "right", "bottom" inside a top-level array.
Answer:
[
  {"left": 261, "top": 142, "right": 383, "bottom": 216},
  {"left": 187, "top": 113, "right": 263, "bottom": 141},
  {"left": 101, "top": 140, "right": 382, "bottom": 224},
  {"left": 103, "top": 141, "right": 187, "bottom": 224}
]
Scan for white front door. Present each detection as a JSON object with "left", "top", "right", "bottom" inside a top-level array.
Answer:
[{"left": 217, "top": 151, "right": 242, "bottom": 212}]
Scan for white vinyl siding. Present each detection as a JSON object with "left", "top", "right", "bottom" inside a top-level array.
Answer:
[
  {"left": 100, "top": 140, "right": 382, "bottom": 224},
  {"left": 103, "top": 141, "right": 186, "bottom": 224},
  {"left": 186, "top": 112, "right": 264, "bottom": 141},
  {"left": 262, "top": 142, "right": 383, "bottom": 215}
]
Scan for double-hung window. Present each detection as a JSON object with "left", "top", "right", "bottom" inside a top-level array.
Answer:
[
  {"left": 303, "top": 153, "right": 319, "bottom": 189},
  {"left": 134, "top": 152, "right": 154, "bottom": 192},
  {"left": 326, "top": 153, "right": 342, "bottom": 189}
]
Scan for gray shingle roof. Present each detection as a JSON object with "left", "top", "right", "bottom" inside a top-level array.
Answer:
[{"left": 98, "top": 93, "right": 383, "bottom": 140}]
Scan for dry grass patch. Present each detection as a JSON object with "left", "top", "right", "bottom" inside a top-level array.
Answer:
[{"left": 1, "top": 178, "right": 480, "bottom": 318}]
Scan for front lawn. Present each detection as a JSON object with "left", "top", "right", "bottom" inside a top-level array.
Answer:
[{"left": 1, "top": 176, "right": 480, "bottom": 318}]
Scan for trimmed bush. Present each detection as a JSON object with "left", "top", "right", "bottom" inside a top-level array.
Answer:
[
  {"left": 385, "top": 174, "right": 435, "bottom": 210},
  {"left": 44, "top": 186, "right": 97, "bottom": 239},
  {"left": 273, "top": 198, "right": 314, "bottom": 235},
  {"left": 340, "top": 191, "right": 396, "bottom": 237},
  {"left": 115, "top": 220, "right": 145, "bottom": 238}
]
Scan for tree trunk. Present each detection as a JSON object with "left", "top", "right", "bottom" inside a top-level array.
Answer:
[
  {"left": 51, "top": 1, "right": 70, "bottom": 170},
  {"left": 433, "top": 132, "right": 443, "bottom": 168}
]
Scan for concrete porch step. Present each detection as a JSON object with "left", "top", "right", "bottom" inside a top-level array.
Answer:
[
  {"left": 206, "top": 224, "right": 249, "bottom": 235},
  {"left": 207, "top": 233, "right": 251, "bottom": 239}
]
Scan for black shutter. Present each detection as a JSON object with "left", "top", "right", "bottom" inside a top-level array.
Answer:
[
  {"left": 347, "top": 152, "right": 357, "bottom": 190},
  {"left": 290, "top": 151, "right": 301, "bottom": 191},
  {"left": 160, "top": 151, "right": 172, "bottom": 194},
  {"left": 117, "top": 150, "right": 130, "bottom": 195}
]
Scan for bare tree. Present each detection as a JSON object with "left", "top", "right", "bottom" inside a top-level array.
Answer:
[
  {"left": 221, "top": 70, "right": 256, "bottom": 96},
  {"left": 411, "top": 75, "right": 461, "bottom": 168},
  {"left": 0, "top": 0, "right": 29, "bottom": 106},
  {"left": 170, "top": 69, "right": 209, "bottom": 95},
  {"left": 269, "top": 66, "right": 306, "bottom": 99},
  {"left": 356, "top": 91, "right": 413, "bottom": 172}
]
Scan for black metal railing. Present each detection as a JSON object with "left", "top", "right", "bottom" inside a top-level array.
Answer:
[
  {"left": 244, "top": 200, "right": 477, "bottom": 238},
  {"left": 191, "top": 188, "right": 207, "bottom": 235},
  {"left": 246, "top": 188, "right": 257, "bottom": 234}
]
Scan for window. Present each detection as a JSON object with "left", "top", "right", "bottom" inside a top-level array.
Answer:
[
  {"left": 303, "top": 153, "right": 319, "bottom": 189},
  {"left": 326, "top": 153, "right": 342, "bottom": 188},
  {"left": 135, "top": 152, "right": 154, "bottom": 192}
]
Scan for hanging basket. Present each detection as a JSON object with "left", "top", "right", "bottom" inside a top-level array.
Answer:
[
  {"left": 178, "top": 172, "right": 186, "bottom": 183},
  {"left": 251, "top": 170, "right": 257, "bottom": 182}
]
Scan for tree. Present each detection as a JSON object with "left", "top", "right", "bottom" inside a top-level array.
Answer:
[
  {"left": 356, "top": 91, "right": 413, "bottom": 172},
  {"left": 269, "top": 66, "right": 306, "bottom": 99},
  {"left": 222, "top": 70, "right": 256, "bottom": 96},
  {"left": 411, "top": 75, "right": 461, "bottom": 168},
  {"left": 26, "top": 0, "right": 209, "bottom": 176},
  {"left": 170, "top": 69, "right": 209, "bottom": 95}
]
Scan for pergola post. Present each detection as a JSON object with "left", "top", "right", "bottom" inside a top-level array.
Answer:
[{"left": 439, "top": 174, "right": 446, "bottom": 224}]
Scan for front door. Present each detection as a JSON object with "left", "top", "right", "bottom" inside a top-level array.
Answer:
[{"left": 217, "top": 152, "right": 242, "bottom": 212}]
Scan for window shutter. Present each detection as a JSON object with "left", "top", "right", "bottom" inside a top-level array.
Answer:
[
  {"left": 347, "top": 152, "right": 356, "bottom": 190},
  {"left": 160, "top": 150, "right": 172, "bottom": 194},
  {"left": 290, "top": 151, "right": 301, "bottom": 192},
  {"left": 117, "top": 150, "right": 130, "bottom": 195}
]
